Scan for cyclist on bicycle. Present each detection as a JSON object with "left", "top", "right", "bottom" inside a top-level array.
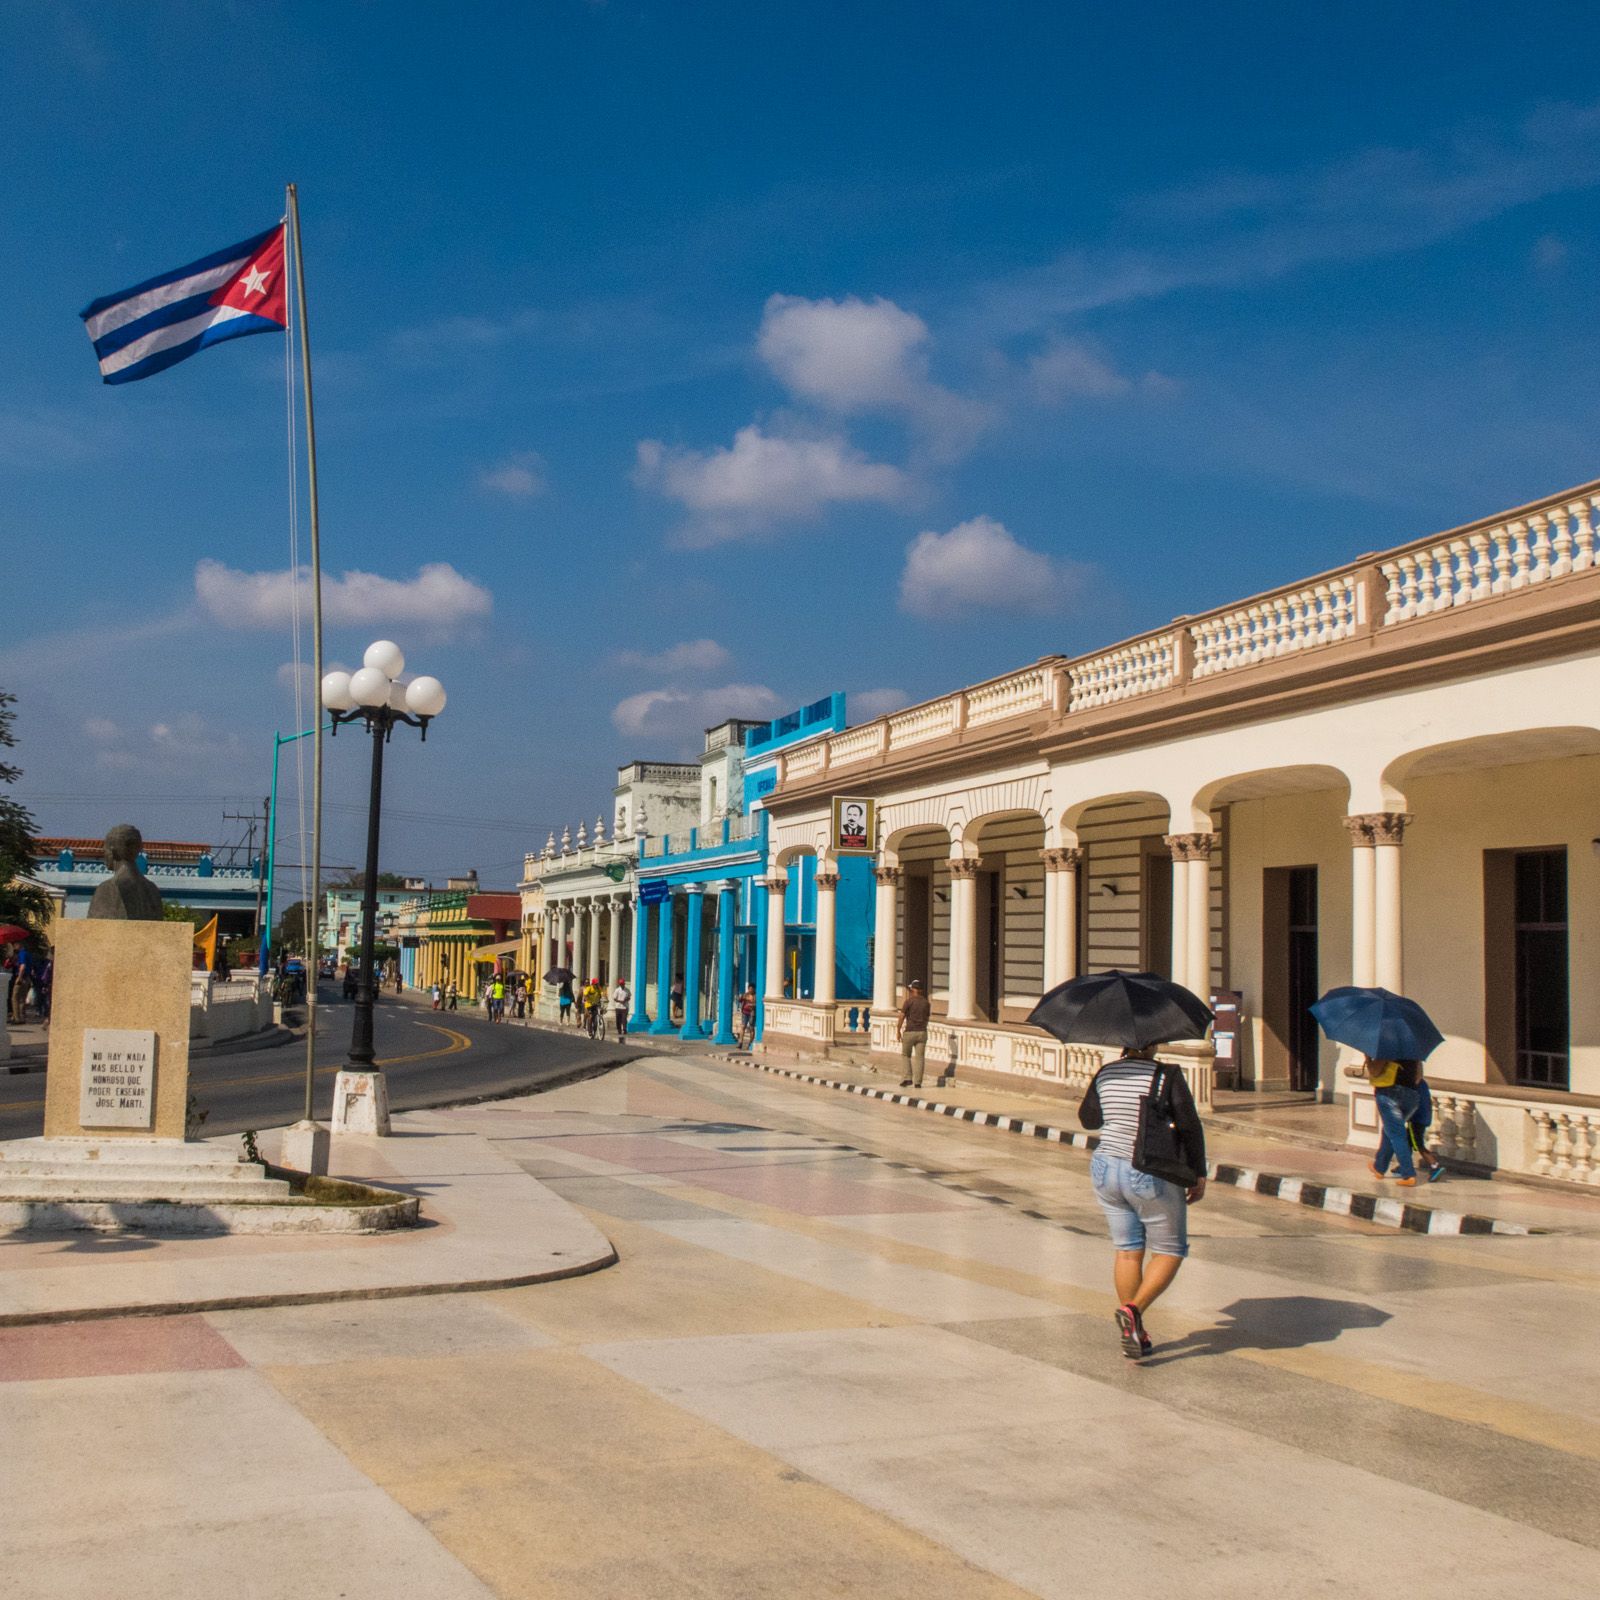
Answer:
[{"left": 582, "top": 978, "right": 603, "bottom": 1037}]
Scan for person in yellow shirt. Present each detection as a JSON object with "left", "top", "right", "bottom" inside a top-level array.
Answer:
[
  {"left": 581, "top": 979, "right": 603, "bottom": 1037},
  {"left": 1343, "top": 1054, "right": 1422, "bottom": 1186}
]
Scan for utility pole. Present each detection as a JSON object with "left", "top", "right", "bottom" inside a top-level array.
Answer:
[{"left": 222, "top": 802, "right": 271, "bottom": 945}]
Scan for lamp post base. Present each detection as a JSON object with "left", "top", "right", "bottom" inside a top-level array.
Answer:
[
  {"left": 331, "top": 1070, "right": 391, "bottom": 1137},
  {"left": 280, "top": 1119, "right": 331, "bottom": 1175}
]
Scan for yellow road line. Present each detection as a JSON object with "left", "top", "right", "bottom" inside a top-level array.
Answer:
[{"left": 377, "top": 1024, "right": 472, "bottom": 1066}]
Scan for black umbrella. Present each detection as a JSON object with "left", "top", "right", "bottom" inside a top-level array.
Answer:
[
  {"left": 1025, "top": 970, "right": 1213, "bottom": 1050},
  {"left": 544, "top": 966, "right": 576, "bottom": 984}
]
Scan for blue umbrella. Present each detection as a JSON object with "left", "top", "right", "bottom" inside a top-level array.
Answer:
[{"left": 1309, "top": 986, "right": 1443, "bottom": 1060}]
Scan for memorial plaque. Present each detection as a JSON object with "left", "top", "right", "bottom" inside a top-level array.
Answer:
[{"left": 79, "top": 1028, "right": 158, "bottom": 1129}]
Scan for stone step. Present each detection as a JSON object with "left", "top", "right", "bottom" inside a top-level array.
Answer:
[
  {"left": 0, "top": 1162, "right": 278, "bottom": 1185},
  {"left": 0, "top": 1137, "right": 246, "bottom": 1170},
  {"left": 0, "top": 1174, "right": 294, "bottom": 1203}
]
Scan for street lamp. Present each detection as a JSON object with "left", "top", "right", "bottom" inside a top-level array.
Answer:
[{"left": 321, "top": 640, "right": 446, "bottom": 1128}]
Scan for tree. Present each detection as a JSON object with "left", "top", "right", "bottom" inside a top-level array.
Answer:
[
  {"left": 272, "top": 899, "right": 318, "bottom": 954},
  {"left": 328, "top": 869, "right": 409, "bottom": 891},
  {"left": 0, "top": 688, "right": 49, "bottom": 942}
]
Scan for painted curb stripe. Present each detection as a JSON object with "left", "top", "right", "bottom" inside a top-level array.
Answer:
[{"left": 731, "top": 1057, "right": 1535, "bottom": 1237}]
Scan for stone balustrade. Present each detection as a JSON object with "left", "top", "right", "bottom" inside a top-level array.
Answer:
[
  {"left": 771, "top": 479, "right": 1600, "bottom": 783},
  {"left": 1068, "top": 633, "right": 1177, "bottom": 710},
  {"left": 966, "top": 665, "right": 1051, "bottom": 727},
  {"left": 784, "top": 741, "right": 829, "bottom": 780},
  {"left": 1352, "top": 1082, "right": 1600, "bottom": 1185},
  {"left": 1191, "top": 575, "right": 1361, "bottom": 678},
  {"left": 828, "top": 721, "right": 884, "bottom": 767}
]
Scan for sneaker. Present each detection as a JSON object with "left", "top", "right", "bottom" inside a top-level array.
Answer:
[
  {"left": 1367, "top": 1164, "right": 1385, "bottom": 1180},
  {"left": 899, "top": 1079, "right": 913, "bottom": 1087},
  {"left": 1427, "top": 1163, "right": 1447, "bottom": 1183},
  {"left": 1393, "top": 1175, "right": 1417, "bottom": 1187},
  {"left": 1114, "top": 1304, "right": 1144, "bottom": 1359}
]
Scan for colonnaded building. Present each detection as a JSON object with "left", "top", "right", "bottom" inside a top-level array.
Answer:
[{"left": 757, "top": 475, "right": 1600, "bottom": 1190}]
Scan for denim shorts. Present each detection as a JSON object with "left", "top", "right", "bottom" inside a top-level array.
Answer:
[{"left": 1089, "top": 1151, "right": 1189, "bottom": 1258}]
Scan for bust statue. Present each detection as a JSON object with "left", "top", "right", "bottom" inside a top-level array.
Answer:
[{"left": 87, "top": 824, "right": 165, "bottom": 921}]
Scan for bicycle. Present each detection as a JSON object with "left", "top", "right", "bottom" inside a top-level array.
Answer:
[{"left": 584, "top": 1003, "right": 605, "bottom": 1041}]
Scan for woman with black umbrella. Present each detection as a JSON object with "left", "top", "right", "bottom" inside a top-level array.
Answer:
[{"left": 1028, "top": 970, "right": 1212, "bottom": 1361}]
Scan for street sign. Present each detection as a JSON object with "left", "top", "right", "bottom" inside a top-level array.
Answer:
[{"left": 640, "top": 880, "right": 670, "bottom": 904}]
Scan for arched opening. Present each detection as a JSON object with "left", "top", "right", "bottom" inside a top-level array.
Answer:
[
  {"left": 1061, "top": 792, "right": 1174, "bottom": 980},
  {"left": 967, "top": 810, "right": 1047, "bottom": 1022},
  {"left": 774, "top": 844, "right": 818, "bottom": 999},
  {"left": 885, "top": 824, "right": 952, "bottom": 1010}
]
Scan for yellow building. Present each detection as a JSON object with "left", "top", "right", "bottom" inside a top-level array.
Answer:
[{"left": 404, "top": 889, "right": 522, "bottom": 995}]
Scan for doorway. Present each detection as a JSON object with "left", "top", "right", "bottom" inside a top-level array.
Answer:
[
  {"left": 1286, "top": 866, "right": 1319, "bottom": 1092},
  {"left": 1140, "top": 843, "right": 1172, "bottom": 978},
  {"left": 1515, "top": 848, "right": 1569, "bottom": 1089},
  {"left": 974, "top": 869, "right": 1001, "bottom": 1020}
]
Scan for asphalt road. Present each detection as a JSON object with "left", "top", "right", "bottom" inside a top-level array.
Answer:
[{"left": 0, "top": 990, "right": 644, "bottom": 1141}]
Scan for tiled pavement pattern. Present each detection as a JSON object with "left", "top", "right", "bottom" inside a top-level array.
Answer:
[{"left": 4, "top": 1052, "right": 1598, "bottom": 1598}]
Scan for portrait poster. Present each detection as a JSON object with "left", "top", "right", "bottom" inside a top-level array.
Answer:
[{"left": 830, "top": 796, "right": 876, "bottom": 854}]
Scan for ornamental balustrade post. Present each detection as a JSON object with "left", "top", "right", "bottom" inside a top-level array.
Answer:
[
  {"left": 871, "top": 866, "right": 902, "bottom": 1015},
  {"left": 813, "top": 870, "right": 839, "bottom": 1008},
  {"left": 946, "top": 859, "right": 980, "bottom": 1021},
  {"left": 628, "top": 896, "right": 651, "bottom": 1030},
  {"left": 763, "top": 876, "right": 788, "bottom": 1001},
  {"left": 650, "top": 893, "right": 678, "bottom": 1035},
  {"left": 679, "top": 885, "right": 708, "bottom": 1041},
  {"left": 711, "top": 880, "right": 740, "bottom": 1046}
]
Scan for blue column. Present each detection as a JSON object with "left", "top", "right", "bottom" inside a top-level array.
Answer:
[
  {"left": 650, "top": 894, "right": 677, "bottom": 1034},
  {"left": 752, "top": 880, "right": 768, "bottom": 1042},
  {"left": 712, "top": 880, "right": 738, "bottom": 1045},
  {"left": 628, "top": 896, "right": 651, "bottom": 1030},
  {"left": 679, "top": 886, "right": 708, "bottom": 1040}
]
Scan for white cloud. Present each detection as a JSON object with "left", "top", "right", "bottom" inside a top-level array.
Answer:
[
  {"left": 635, "top": 427, "right": 904, "bottom": 545},
  {"left": 149, "top": 713, "right": 244, "bottom": 763},
  {"left": 971, "top": 99, "right": 1600, "bottom": 338},
  {"left": 612, "top": 682, "right": 785, "bottom": 744},
  {"left": 82, "top": 717, "right": 120, "bottom": 743},
  {"left": 758, "top": 293, "right": 992, "bottom": 460},
  {"left": 479, "top": 450, "right": 548, "bottom": 499},
  {"left": 611, "top": 639, "right": 732, "bottom": 675},
  {"left": 899, "top": 515, "right": 1079, "bottom": 619},
  {"left": 196, "top": 560, "right": 492, "bottom": 631},
  {"left": 850, "top": 687, "right": 911, "bottom": 719},
  {"left": 1029, "top": 338, "right": 1133, "bottom": 401}
]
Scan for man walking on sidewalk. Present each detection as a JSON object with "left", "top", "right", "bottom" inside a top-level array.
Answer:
[{"left": 897, "top": 979, "right": 930, "bottom": 1088}]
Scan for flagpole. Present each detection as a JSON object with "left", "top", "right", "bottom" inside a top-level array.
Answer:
[{"left": 287, "top": 183, "right": 324, "bottom": 1129}]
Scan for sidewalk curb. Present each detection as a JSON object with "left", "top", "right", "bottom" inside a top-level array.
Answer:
[{"left": 730, "top": 1057, "right": 1539, "bottom": 1237}]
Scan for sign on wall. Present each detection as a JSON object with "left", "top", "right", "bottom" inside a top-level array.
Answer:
[
  {"left": 80, "top": 1028, "right": 157, "bottom": 1129},
  {"left": 830, "top": 796, "right": 876, "bottom": 855},
  {"left": 640, "top": 880, "right": 671, "bottom": 905}
]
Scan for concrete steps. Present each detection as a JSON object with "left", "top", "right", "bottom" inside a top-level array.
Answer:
[{"left": 0, "top": 1137, "right": 292, "bottom": 1204}]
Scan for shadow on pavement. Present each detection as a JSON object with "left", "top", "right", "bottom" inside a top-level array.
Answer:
[{"left": 1146, "top": 1294, "right": 1391, "bottom": 1365}]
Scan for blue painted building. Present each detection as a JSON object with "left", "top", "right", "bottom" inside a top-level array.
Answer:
[{"left": 627, "top": 693, "right": 876, "bottom": 1043}]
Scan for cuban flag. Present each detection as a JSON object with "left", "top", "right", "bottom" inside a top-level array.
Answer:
[{"left": 80, "top": 223, "right": 288, "bottom": 384}]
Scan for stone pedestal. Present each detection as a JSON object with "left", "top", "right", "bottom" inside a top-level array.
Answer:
[
  {"left": 332, "top": 1070, "right": 391, "bottom": 1136},
  {"left": 280, "top": 1119, "right": 331, "bottom": 1175},
  {"left": 43, "top": 920, "right": 191, "bottom": 1140}
]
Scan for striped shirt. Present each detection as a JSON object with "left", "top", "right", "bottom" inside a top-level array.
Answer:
[{"left": 1085, "top": 1058, "right": 1159, "bottom": 1160}]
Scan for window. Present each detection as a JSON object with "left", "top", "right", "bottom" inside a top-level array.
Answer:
[
  {"left": 708, "top": 777, "right": 718, "bottom": 816},
  {"left": 1515, "top": 849, "right": 1569, "bottom": 1089}
]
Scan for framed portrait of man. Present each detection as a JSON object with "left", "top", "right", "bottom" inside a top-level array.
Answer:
[{"left": 830, "top": 796, "right": 875, "bottom": 854}]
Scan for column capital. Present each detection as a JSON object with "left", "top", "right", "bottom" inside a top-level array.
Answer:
[
  {"left": 1162, "top": 832, "right": 1215, "bottom": 863},
  {"left": 872, "top": 865, "right": 903, "bottom": 886},
  {"left": 814, "top": 871, "right": 840, "bottom": 890},
  {"left": 761, "top": 875, "right": 788, "bottom": 893},
  {"left": 947, "top": 858, "right": 980, "bottom": 880},
  {"left": 1346, "top": 811, "right": 1413, "bottom": 845},
  {"left": 1040, "top": 847, "right": 1087, "bottom": 871},
  {"left": 717, "top": 879, "right": 741, "bottom": 895}
]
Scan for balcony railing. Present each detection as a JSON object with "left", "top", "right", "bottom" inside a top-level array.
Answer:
[{"left": 784, "top": 477, "right": 1600, "bottom": 779}]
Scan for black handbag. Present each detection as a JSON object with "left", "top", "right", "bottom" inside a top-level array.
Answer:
[{"left": 1132, "top": 1065, "right": 1202, "bottom": 1188}]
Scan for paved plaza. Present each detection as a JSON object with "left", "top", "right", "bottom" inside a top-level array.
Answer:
[{"left": 3, "top": 1052, "right": 1597, "bottom": 1598}]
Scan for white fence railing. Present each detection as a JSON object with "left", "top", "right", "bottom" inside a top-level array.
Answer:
[
  {"left": 1350, "top": 1081, "right": 1600, "bottom": 1185},
  {"left": 784, "top": 479, "right": 1600, "bottom": 782}
]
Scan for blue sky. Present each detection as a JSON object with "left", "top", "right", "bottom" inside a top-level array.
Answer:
[{"left": 6, "top": 1, "right": 1600, "bottom": 886}]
